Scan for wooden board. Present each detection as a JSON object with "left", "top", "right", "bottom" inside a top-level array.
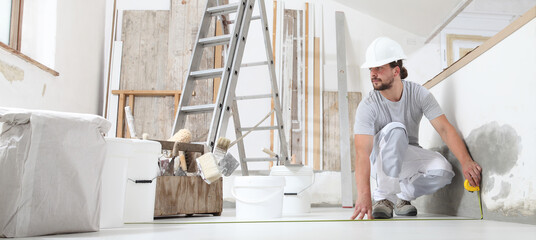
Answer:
[
  {"left": 119, "top": 1, "right": 215, "bottom": 141},
  {"left": 313, "top": 37, "right": 321, "bottom": 170},
  {"left": 120, "top": 10, "right": 173, "bottom": 140},
  {"left": 154, "top": 176, "right": 222, "bottom": 216},
  {"left": 282, "top": 9, "right": 305, "bottom": 164},
  {"left": 322, "top": 91, "right": 361, "bottom": 171}
]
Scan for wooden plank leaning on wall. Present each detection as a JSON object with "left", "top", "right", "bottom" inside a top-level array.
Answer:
[
  {"left": 270, "top": 0, "right": 277, "bottom": 167},
  {"left": 313, "top": 37, "right": 321, "bottom": 170}
]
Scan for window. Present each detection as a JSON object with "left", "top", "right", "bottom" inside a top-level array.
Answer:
[
  {"left": 1, "top": 0, "right": 58, "bottom": 76},
  {"left": 0, "top": 0, "right": 23, "bottom": 50}
]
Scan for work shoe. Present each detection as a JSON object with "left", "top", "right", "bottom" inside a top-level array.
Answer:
[
  {"left": 395, "top": 199, "right": 417, "bottom": 216},
  {"left": 372, "top": 199, "right": 394, "bottom": 219}
]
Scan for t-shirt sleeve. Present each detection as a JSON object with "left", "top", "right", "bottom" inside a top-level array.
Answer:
[
  {"left": 353, "top": 101, "right": 376, "bottom": 135},
  {"left": 418, "top": 86, "right": 443, "bottom": 120}
]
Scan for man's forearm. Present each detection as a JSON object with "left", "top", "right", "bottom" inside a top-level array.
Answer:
[
  {"left": 355, "top": 154, "right": 371, "bottom": 199},
  {"left": 442, "top": 124, "right": 472, "bottom": 165}
]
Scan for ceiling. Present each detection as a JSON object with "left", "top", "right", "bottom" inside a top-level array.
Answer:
[
  {"left": 332, "top": 0, "right": 536, "bottom": 38},
  {"left": 331, "top": 0, "right": 469, "bottom": 38}
]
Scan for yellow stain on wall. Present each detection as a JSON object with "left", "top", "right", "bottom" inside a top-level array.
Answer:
[{"left": 0, "top": 59, "right": 24, "bottom": 83}]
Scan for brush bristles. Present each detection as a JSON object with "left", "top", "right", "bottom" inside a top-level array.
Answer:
[
  {"left": 215, "top": 137, "right": 231, "bottom": 151},
  {"left": 196, "top": 153, "right": 222, "bottom": 184}
]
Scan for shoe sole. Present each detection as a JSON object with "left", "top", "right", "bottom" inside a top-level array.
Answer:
[
  {"left": 372, "top": 212, "right": 393, "bottom": 219},
  {"left": 395, "top": 211, "right": 417, "bottom": 216}
]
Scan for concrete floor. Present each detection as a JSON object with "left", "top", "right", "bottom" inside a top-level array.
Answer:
[{"left": 17, "top": 208, "right": 536, "bottom": 240}]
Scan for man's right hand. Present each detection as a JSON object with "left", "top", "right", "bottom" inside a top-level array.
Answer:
[{"left": 350, "top": 197, "right": 373, "bottom": 220}]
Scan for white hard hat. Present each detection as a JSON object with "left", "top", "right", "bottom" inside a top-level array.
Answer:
[{"left": 361, "top": 37, "right": 407, "bottom": 69}]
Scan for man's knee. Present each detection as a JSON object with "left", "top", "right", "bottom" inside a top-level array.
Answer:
[
  {"left": 378, "top": 123, "right": 408, "bottom": 177},
  {"left": 413, "top": 170, "right": 455, "bottom": 197}
]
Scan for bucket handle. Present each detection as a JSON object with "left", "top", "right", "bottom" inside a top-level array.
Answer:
[{"left": 232, "top": 186, "right": 283, "bottom": 204}]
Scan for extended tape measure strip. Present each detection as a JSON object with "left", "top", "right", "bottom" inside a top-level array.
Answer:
[
  {"left": 478, "top": 190, "right": 483, "bottom": 220},
  {"left": 126, "top": 217, "right": 480, "bottom": 225}
]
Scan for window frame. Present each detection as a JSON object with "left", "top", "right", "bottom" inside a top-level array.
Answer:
[
  {"left": 1, "top": 0, "right": 59, "bottom": 76},
  {"left": 8, "top": 0, "right": 23, "bottom": 51}
]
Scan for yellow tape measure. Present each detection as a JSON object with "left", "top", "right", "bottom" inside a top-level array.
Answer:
[
  {"left": 464, "top": 179, "right": 480, "bottom": 192},
  {"left": 464, "top": 179, "right": 483, "bottom": 220}
]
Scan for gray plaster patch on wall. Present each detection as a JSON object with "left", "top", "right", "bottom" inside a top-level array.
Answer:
[
  {"left": 0, "top": 59, "right": 24, "bottom": 83},
  {"left": 491, "top": 182, "right": 511, "bottom": 201},
  {"left": 464, "top": 122, "right": 521, "bottom": 176},
  {"left": 413, "top": 122, "right": 535, "bottom": 225}
]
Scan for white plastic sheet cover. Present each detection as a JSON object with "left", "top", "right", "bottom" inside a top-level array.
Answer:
[{"left": 0, "top": 108, "right": 111, "bottom": 237}]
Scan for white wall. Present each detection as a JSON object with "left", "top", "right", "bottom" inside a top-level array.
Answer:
[
  {"left": 0, "top": 0, "right": 107, "bottom": 114},
  {"left": 418, "top": 18, "right": 536, "bottom": 224}
]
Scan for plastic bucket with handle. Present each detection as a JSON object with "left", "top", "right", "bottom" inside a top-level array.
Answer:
[{"left": 232, "top": 176, "right": 285, "bottom": 219}]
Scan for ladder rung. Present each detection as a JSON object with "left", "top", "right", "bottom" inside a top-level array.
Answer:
[
  {"left": 181, "top": 104, "right": 216, "bottom": 113},
  {"left": 235, "top": 94, "right": 272, "bottom": 100},
  {"left": 240, "top": 126, "right": 279, "bottom": 131},
  {"left": 243, "top": 157, "right": 278, "bottom": 162},
  {"left": 241, "top": 61, "right": 269, "bottom": 67},
  {"left": 190, "top": 68, "right": 224, "bottom": 80},
  {"left": 199, "top": 35, "right": 231, "bottom": 47},
  {"left": 207, "top": 3, "right": 239, "bottom": 16},
  {"left": 230, "top": 15, "right": 260, "bottom": 24}
]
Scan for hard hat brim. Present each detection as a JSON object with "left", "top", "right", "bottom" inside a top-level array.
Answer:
[{"left": 360, "top": 56, "right": 407, "bottom": 69}]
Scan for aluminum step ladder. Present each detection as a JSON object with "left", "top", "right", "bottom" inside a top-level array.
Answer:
[{"left": 171, "top": 0, "right": 289, "bottom": 175}]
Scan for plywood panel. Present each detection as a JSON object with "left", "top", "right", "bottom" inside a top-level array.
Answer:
[
  {"left": 119, "top": 0, "right": 214, "bottom": 141},
  {"left": 322, "top": 91, "right": 361, "bottom": 171},
  {"left": 121, "top": 11, "right": 174, "bottom": 140}
]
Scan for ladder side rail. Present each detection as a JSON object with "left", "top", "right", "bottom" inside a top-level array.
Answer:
[
  {"left": 206, "top": 0, "right": 249, "bottom": 149},
  {"left": 257, "top": 0, "right": 289, "bottom": 164},
  {"left": 171, "top": 0, "right": 218, "bottom": 136},
  {"left": 214, "top": 0, "right": 256, "bottom": 146},
  {"left": 230, "top": 98, "right": 249, "bottom": 175}
]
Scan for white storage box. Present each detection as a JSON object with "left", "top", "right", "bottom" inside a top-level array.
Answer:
[
  {"left": 0, "top": 108, "right": 110, "bottom": 237},
  {"left": 121, "top": 139, "right": 161, "bottom": 223},
  {"left": 100, "top": 138, "right": 131, "bottom": 228}
]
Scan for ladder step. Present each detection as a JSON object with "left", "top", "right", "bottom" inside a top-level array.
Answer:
[
  {"left": 240, "top": 126, "right": 279, "bottom": 131},
  {"left": 181, "top": 104, "right": 216, "bottom": 113},
  {"left": 190, "top": 68, "right": 224, "bottom": 80},
  {"left": 230, "top": 15, "right": 260, "bottom": 24},
  {"left": 235, "top": 94, "right": 272, "bottom": 100},
  {"left": 199, "top": 35, "right": 231, "bottom": 47},
  {"left": 241, "top": 61, "right": 269, "bottom": 67},
  {"left": 243, "top": 157, "right": 278, "bottom": 162},
  {"left": 207, "top": 3, "right": 239, "bottom": 16}
]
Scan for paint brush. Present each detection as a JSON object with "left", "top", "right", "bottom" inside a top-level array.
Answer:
[{"left": 213, "top": 137, "right": 231, "bottom": 160}]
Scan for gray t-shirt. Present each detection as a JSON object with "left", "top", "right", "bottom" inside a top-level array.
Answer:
[{"left": 354, "top": 80, "right": 443, "bottom": 147}]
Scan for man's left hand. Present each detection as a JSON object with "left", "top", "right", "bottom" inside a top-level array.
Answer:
[{"left": 462, "top": 160, "right": 482, "bottom": 187}]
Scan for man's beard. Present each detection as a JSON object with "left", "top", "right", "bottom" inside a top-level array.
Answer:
[{"left": 372, "top": 77, "right": 394, "bottom": 91}]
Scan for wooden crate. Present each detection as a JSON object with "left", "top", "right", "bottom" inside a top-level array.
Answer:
[
  {"left": 154, "top": 176, "right": 222, "bottom": 216},
  {"left": 153, "top": 140, "right": 222, "bottom": 217}
]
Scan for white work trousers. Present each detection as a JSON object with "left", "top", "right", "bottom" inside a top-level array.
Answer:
[{"left": 371, "top": 122, "right": 455, "bottom": 203}]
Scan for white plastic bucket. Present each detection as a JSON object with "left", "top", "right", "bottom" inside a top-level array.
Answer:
[
  {"left": 270, "top": 165, "right": 314, "bottom": 215},
  {"left": 120, "top": 139, "right": 161, "bottom": 223},
  {"left": 100, "top": 138, "right": 130, "bottom": 228},
  {"left": 232, "top": 176, "right": 285, "bottom": 219}
]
